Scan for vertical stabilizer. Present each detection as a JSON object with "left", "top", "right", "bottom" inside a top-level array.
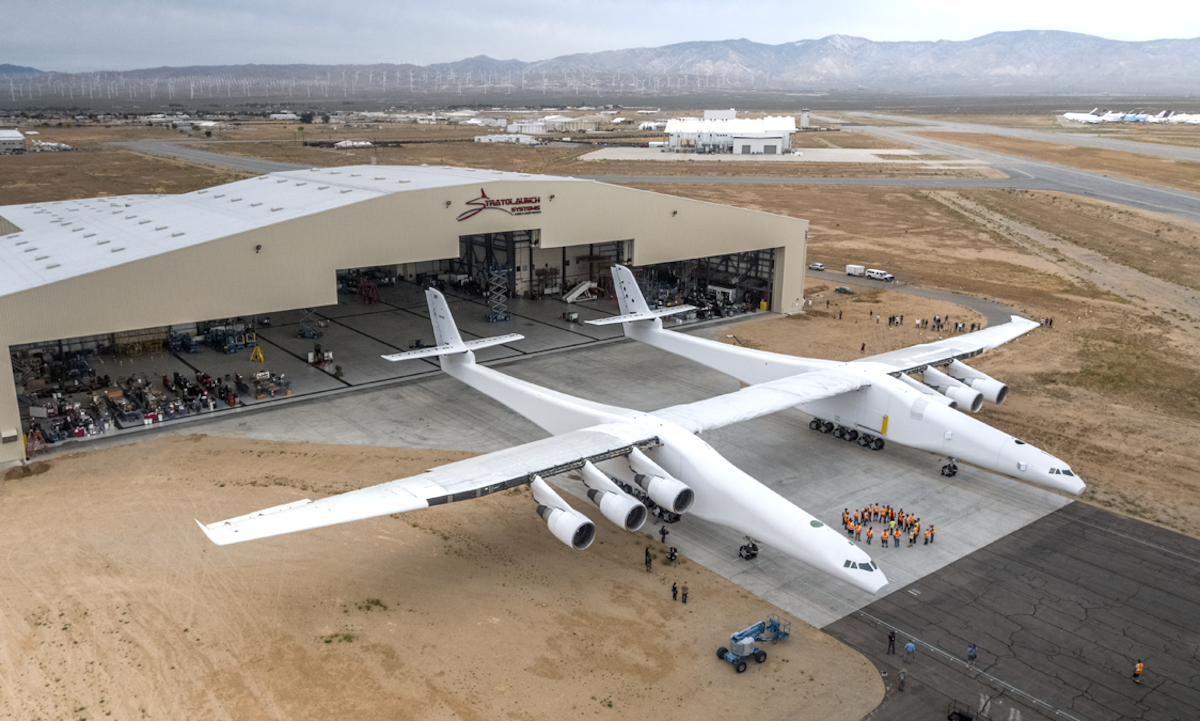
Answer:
[
  {"left": 612, "top": 265, "right": 652, "bottom": 317},
  {"left": 427, "top": 289, "right": 465, "bottom": 349}
]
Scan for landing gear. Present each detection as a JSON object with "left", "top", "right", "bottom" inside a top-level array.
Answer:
[
  {"left": 941, "top": 457, "right": 959, "bottom": 477},
  {"left": 738, "top": 538, "right": 759, "bottom": 561},
  {"left": 856, "top": 434, "right": 885, "bottom": 451},
  {"left": 811, "top": 418, "right": 884, "bottom": 451}
]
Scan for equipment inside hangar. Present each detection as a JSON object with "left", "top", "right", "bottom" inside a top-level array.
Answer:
[{"left": 0, "top": 165, "right": 807, "bottom": 464}]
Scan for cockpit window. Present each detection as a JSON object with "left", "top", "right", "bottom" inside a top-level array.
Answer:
[
  {"left": 861, "top": 564, "right": 874, "bottom": 572},
  {"left": 1050, "top": 468, "right": 1060, "bottom": 474},
  {"left": 811, "top": 520, "right": 824, "bottom": 528},
  {"left": 844, "top": 560, "right": 853, "bottom": 568},
  {"left": 1063, "top": 470, "right": 1075, "bottom": 477},
  {"left": 1014, "top": 439, "right": 1027, "bottom": 445}
]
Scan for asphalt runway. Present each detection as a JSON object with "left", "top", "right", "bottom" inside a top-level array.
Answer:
[
  {"left": 826, "top": 502, "right": 1200, "bottom": 721},
  {"left": 118, "top": 140, "right": 307, "bottom": 174},
  {"left": 854, "top": 112, "right": 1200, "bottom": 163}
]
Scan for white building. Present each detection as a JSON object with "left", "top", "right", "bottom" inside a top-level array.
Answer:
[
  {"left": 0, "top": 129, "right": 25, "bottom": 154},
  {"left": 665, "top": 112, "right": 796, "bottom": 154},
  {"left": 269, "top": 113, "right": 300, "bottom": 121},
  {"left": 475, "top": 134, "right": 537, "bottom": 145}
]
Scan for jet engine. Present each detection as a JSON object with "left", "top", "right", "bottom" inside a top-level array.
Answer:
[
  {"left": 531, "top": 476, "right": 595, "bottom": 550},
  {"left": 946, "top": 360, "right": 1009, "bottom": 404},
  {"left": 627, "top": 448, "right": 694, "bottom": 514},
  {"left": 922, "top": 367, "right": 984, "bottom": 413},
  {"left": 897, "top": 374, "right": 958, "bottom": 408},
  {"left": 581, "top": 462, "right": 647, "bottom": 532}
]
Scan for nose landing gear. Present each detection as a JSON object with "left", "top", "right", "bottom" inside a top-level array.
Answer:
[{"left": 941, "top": 458, "right": 959, "bottom": 477}]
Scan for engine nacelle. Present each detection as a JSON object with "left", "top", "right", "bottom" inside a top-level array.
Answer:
[
  {"left": 923, "top": 367, "right": 984, "bottom": 413},
  {"left": 582, "top": 462, "right": 647, "bottom": 531},
  {"left": 627, "top": 448, "right": 695, "bottom": 514},
  {"left": 947, "top": 360, "right": 1009, "bottom": 404},
  {"left": 536, "top": 505, "right": 596, "bottom": 549},
  {"left": 586, "top": 489, "right": 647, "bottom": 531},
  {"left": 531, "top": 476, "right": 596, "bottom": 550},
  {"left": 898, "top": 373, "right": 958, "bottom": 408},
  {"left": 633, "top": 474, "right": 694, "bottom": 514}
]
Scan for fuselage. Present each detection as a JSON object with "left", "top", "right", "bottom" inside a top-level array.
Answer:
[
  {"left": 440, "top": 352, "right": 888, "bottom": 593},
  {"left": 626, "top": 321, "right": 1083, "bottom": 495}
]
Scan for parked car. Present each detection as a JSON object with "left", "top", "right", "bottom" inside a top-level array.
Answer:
[
  {"left": 808, "top": 262, "right": 825, "bottom": 271},
  {"left": 835, "top": 286, "right": 856, "bottom": 295}
]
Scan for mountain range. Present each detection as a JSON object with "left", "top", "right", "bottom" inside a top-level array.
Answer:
[{"left": 3, "top": 31, "right": 1199, "bottom": 101}]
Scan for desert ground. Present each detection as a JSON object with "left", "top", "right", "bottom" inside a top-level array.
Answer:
[
  {"left": 4, "top": 110, "right": 1200, "bottom": 719},
  {"left": 0, "top": 436, "right": 881, "bottom": 721}
]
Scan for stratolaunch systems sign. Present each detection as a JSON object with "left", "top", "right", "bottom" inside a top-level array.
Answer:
[{"left": 457, "top": 188, "right": 541, "bottom": 221}]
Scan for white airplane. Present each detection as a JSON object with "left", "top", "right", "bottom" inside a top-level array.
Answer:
[
  {"left": 1063, "top": 108, "right": 1104, "bottom": 124},
  {"left": 198, "top": 288, "right": 889, "bottom": 594},
  {"left": 589, "top": 266, "right": 1085, "bottom": 497}
]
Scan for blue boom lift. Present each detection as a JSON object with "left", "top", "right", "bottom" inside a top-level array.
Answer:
[{"left": 716, "top": 617, "right": 791, "bottom": 673}]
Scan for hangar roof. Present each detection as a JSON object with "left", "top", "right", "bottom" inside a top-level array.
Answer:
[{"left": 0, "top": 165, "right": 581, "bottom": 299}]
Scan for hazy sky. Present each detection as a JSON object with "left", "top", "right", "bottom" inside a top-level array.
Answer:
[{"left": 10, "top": 0, "right": 1200, "bottom": 72}]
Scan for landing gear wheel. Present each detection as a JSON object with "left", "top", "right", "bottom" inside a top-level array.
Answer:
[
  {"left": 735, "top": 661, "right": 748, "bottom": 673},
  {"left": 717, "top": 646, "right": 728, "bottom": 660},
  {"left": 822, "top": 422, "right": 835, "bottom": 434},
  {"left": 755, "top": 650, "right": 767, "bottom": 664},
  {"left": 858, "top": 434, "right": 872, "bottom": 447},
  {"left": 872, "top": 438, "right": 885, "bottom": 451},
  {"left": 809, "top": 419, "right": 820, "bottom": 431},
  {"left": 845, "top": 430, "right": 859, "bottom": 442},
  {"left": 833, "top": 427, "right": 844, "bottom": 439}
]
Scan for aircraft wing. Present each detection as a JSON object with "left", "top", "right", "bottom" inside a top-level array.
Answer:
[
  {"left": 857, "top": 316, "right": 1039, "bottom": 374},
  {"left": 197, "top": 424, "right": 656, "bottom": 545},
  {"left": 654, "top": 368, "right": 867, "bottom": 434}
]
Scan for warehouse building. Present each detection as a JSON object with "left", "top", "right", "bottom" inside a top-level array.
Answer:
[
  {"left": 0, "top": 129, "right": 26, "bottom": 154},
  {"left": 0, "top": 165, "right": 809, "bottom": 465},
  {"left": 665, "top": 110, "right": 796, "bottom": 154}
]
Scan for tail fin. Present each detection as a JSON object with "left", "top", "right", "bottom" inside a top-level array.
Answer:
[
  {"left": 428, "top": 288, "right": 464, "bottom": 348},
  {"left": 382, "top": 289, "right": 523, "bottom": 362},
  {"left": 585, "top": 265, "right": 696, "bottom": 327},
  {"left": 613, "top": 265, "right": 651, "bottom": 316}
]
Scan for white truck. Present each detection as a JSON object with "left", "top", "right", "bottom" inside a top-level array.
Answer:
[
  {"left": 846, "top": 264, "right": 865, "bottom": 277},
  {"left": 866, "top": 268, "right": 894, "bottom": 282}
]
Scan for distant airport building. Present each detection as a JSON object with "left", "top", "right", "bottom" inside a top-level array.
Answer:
[
  {"left": 666, "top": 110, "right": 796, "bottom": 154},
  {"left": 475, "top": 134, "right": 537, "bottom": 144},
  {"left": 0, "top": 129, "right": 25, "bottom": 154},
  {"left": 269, "top": 113, "right": 300, "bottom": 121}
]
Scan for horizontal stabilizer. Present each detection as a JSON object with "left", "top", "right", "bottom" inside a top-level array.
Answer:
[
  {"left": 585, "top": 305, "right": 696, "bottom": 326},
  {"left": 382, "top": 333, "right": 524, "bottom": 362}
]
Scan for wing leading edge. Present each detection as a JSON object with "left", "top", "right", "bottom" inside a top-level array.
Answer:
[
  {"left": 858, "top": 316, "right": 1039, "bottom": 374},
  {"left": 655, "top": 368, "right": 868, "bottom": 434},
  {"left": 197, "top": 424, "right": 657, "bottom": 546}
]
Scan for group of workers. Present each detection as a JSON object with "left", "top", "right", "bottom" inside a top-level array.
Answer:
[{"left": 842, "top": 504, "right": 936, "bottom": 547}]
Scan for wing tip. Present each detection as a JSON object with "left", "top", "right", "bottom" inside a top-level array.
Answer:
[{"left": 196, "top": 518, "right": 234, "bottom": 546}]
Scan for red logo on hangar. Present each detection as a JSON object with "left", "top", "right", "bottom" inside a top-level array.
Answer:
[{"left": 457, "top": 188, "right": 541, "bottom": 221}]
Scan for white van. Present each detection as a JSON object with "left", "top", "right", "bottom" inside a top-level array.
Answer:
[
  {"left": 846, "top": 264, "right": 865, "bottom": 277},
  {"left": 866, "top": 269, "right": 894, "bottom": 282}
]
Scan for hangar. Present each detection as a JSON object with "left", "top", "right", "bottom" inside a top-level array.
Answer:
[{"left": 0, "top": 164, "right": 809, "bottom": 465}]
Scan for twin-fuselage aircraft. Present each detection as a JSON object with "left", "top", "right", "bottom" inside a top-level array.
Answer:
[{"left": 199, "top": 266, "right": 1081, "bottom": 594}]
